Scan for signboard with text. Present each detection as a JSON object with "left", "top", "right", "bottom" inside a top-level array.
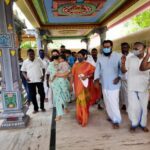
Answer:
[{"left": 0, "top": 34, "right": 12, "bottom": 48}]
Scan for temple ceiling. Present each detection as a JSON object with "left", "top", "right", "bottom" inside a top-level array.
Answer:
[{"left": 16, "top": 0, "right": 149, "bottom": 39}]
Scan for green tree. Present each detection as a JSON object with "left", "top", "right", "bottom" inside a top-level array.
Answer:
[
  {"left": 132, "top": 9, "right": 150, "bottom": 28},
  {"left": 20, "top": 41, "right": 37, "bottom": 49}
]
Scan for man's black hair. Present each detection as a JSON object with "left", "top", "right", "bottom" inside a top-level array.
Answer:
[
  {"left": 121, "top": 42, "right": 130, "bottom": 47},
  {"left": 65, "top": 49, "right": 72, "bottom": 55},
  {"left": 59, "top": 54, "right": 67, "bottom": 61},
  {"left": 134, "top": 42, "right": 146, "bottom": 49},
  {"left": 102, "top": 40, "right": 113, "bottom": 46},
  {"left": 60, "top": 45, "right": 65, "bottom": 49},
  {"left": 91, "top": 48, "right": 97, "bottom": 52},
  {"left": 51, "top": 49, "right": 60, "bottom": 55},
  {"left": 27, "top": 49, "right": 34, "bottom": 54}
]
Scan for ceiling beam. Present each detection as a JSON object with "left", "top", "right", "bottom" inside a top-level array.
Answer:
[
  {"left": 41, "top": 24, "right": 101, "bottom": 30},
  {"left": 16, "top": 0, "right": 41, "bottom": 27}
]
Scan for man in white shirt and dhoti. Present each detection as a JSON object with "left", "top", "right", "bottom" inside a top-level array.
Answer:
[{"left": 121, "top": 42, "right": 149, "bottom": 132}]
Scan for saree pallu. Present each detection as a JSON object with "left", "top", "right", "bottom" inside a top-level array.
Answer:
[
  {"left": 76, "top": 88, "right": 90, "bottom": 127},
  {"left": 88, "top": 77, "right": 101, "bottom": 106}
]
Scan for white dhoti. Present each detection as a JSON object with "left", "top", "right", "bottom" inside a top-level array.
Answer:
[
  {"left": 120, "top": 79, "right": 128, "bottom": 108},
  {"left": 44, "top": 80, "right": 49, "bottom": 99},
  {"left": 44, "top": 80, "right": 53, "bottom": 109},
  {"left": 128, "top": 91, "right": 149, "bottom": 127},
  {"left": 103, "top": 89, "right": 122, "bottom": 124}
]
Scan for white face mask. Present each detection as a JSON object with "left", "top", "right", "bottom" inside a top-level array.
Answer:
[{"left": 132, "top": 49, "right": 143, "bottom": 56}]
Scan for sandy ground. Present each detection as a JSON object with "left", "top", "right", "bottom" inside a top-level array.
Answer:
[{"left": 56, "top": 103, "right": 150, "bottom": 150}]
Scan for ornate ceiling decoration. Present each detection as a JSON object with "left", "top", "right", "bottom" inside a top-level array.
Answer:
[{"left": 53, "top": 0, "right": 106, "bottom": 17}]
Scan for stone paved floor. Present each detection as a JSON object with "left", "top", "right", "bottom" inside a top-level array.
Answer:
[
  {"left": 0, "top": 101, "right": 150, "bottom": 150},
  {"left": 0, "top": 102, "right": 52, "bottom": 150},
  {"left": 56, "top": 103, "right": 150, "bottom": 150}
]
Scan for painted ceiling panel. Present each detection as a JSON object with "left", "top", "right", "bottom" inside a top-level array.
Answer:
[
  {"left": 32, "top": 0, "right": 127, "bottom": 24},
  {"left": 17, "top": 0, "right": 143, "bottom": 39},
  {"left": 50, "top": 28, "right": 92, "bottom": 37}
]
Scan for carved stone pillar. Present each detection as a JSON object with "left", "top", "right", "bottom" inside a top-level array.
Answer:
[{"left": 0, "top": 0, "right": 29, "bottom": 129}]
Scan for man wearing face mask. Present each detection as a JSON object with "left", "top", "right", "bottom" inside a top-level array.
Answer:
[
  {"left": 94, "top": 40, "right": 122, "bottom": 129},
  {"left": 120, "top": 43, "right": 132, "bottom": 111},
  {"left": 121, "top": 42, "right": 149, "bottom": 132}
]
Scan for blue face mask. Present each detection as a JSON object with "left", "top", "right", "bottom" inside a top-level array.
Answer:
[{"left": 103, "top": 48, "right": 111, "bottom": 53}]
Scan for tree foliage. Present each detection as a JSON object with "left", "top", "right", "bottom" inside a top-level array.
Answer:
[
  {"left": 132, "top": 9, "right": 150, "bottom": 28},
  {"left": 20, "top": 41, "right": 37, "bottom": 49},
  {"left": 120, "top": 9, "right": 150, "bottom": 35}
]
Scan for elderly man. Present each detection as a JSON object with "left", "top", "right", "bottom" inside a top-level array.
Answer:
[
  {"left": 94, "top": 40, "right": 122, "bottom": 129},
  {"left": 121, "top": 42, "right": 149, "bottom": 132},
  {"left": 21, "top": 49, "right": 45, "bottom": 113}
]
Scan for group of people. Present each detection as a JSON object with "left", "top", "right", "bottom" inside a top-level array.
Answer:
[{"left": 19, "top": 41, "right": 150, "bottom": 132}]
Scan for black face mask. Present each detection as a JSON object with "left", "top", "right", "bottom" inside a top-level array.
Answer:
[
  {"left": 103, "top": 51, "right": 112, "bottom": 56},
  {"left": 51, "top": 55, "right": 59, "bottom": 60}
]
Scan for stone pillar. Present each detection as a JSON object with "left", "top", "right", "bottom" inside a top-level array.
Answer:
[
  {"left": 43, "top": 40, "right": 48, "bottom": 54},
  {"left": 35, "top": 29, "right": 42, "bottom": 56},
  {"left": 92, "top": 26, "right": 107, "bottom": 45},
  {"left": 0, "top": 0, "right": 29, "bottom": 129},
  {"left": 81, "top": 38, "right": 90, "bottom": 51}
]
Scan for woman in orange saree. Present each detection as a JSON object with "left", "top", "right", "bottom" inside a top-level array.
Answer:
[{"left": 71, "top": 50, "right": 95, "bottom": 127}]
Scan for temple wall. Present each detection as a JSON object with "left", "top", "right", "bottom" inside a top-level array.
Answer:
[{"left": 112, "top": 27, "right": 150, "bottom": 52}]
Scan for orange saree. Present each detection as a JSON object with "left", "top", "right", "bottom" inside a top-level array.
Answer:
[{"left": 72, "top": 62, "right": 95, "bottom": 127}]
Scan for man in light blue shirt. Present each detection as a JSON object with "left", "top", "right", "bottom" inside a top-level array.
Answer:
[{"left": 94, "top": 40, "right": 122, "bottom": 129}]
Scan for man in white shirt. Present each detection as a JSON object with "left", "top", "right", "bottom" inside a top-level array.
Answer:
[
  {"left": 121, "top": 42, "right": 149, "bottom": 132},
  {"left": 39, "top": 49, "right": 49, "bottom": 102},
  {"left": 120, "top": 42, "right": 132, "bottom": 111},
  {"left": 21, "top": 49, "right": 46, "bottom": 113}
]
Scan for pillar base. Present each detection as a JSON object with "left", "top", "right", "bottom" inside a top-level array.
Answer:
[
  {"left": 0, "top": 115, "right": 30, "bottom": 129},
  {"left": 0, "top": 106, "right": 30, "bottom": 129}
]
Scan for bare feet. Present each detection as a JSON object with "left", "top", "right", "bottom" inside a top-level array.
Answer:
[
  {"left": 64, "top": 108, "right": 70, "bottom": 114},
  {"left": 141, "top": 127, "right": 149, "bottom": 132},
  {"left": 113, "top": 123, "right": 119, "bottom": 129},
  {"left": 130, "top": 126, "right": 136, "bottom": 133},
  {"left": 55, "top": 116, "right": 62, "bottom": 121}
]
